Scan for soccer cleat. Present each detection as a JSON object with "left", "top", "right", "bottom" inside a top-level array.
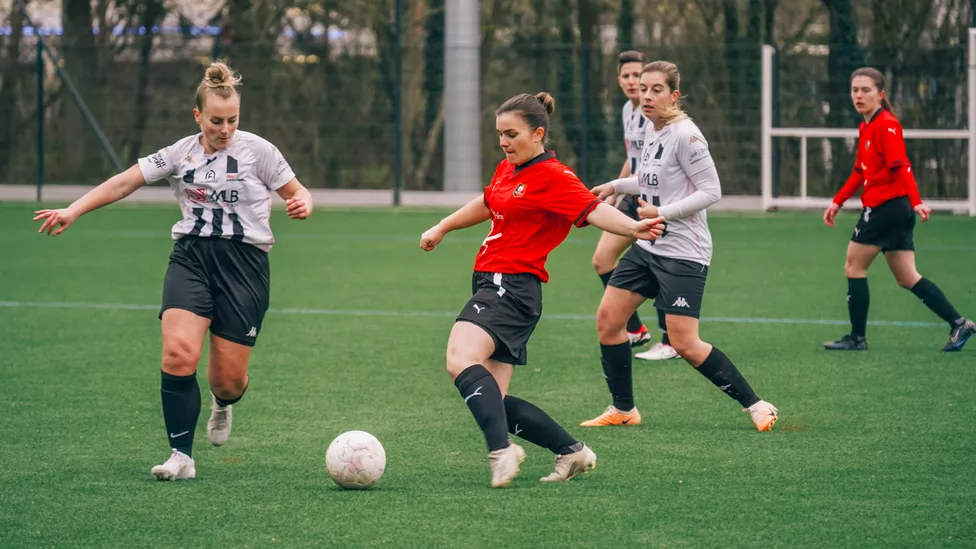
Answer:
[
  {"left": 151, "top": 449, "right": 196, "bottom": 481},
  {"left": 628, "top": 325, "right": 652, "bottom": 347},
  {"left": 824, "top": 334, "right": 868, "bottom": 351},
  {"left": 540, "top": 444, "right": 597, "bottom": 482},
  {"left": 744, "top": 400, "right": 778, "bottom": 432},
  {"left": 488, "top": 442, "right": 526, "bottom": 488},
  {"left": 634, "top": 342, "right": 680, "bottom": 361},
  {"left": 942, "top": 319, "right": 975, "bottom": 352},
  {"left": 580, "top": 405, "right": 642, "bottom": 427},
  {"left": 207, "top": 394, "right": 233, "bottom": 446}
]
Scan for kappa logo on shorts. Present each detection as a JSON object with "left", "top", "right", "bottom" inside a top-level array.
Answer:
[
  {"left": 513, "top": 183, "right": 527, "bottom": 198},
  {"left": 672, "top": 297, "right": 690, "bottom": 308},
  {"left": 246, "top": 327, "right": 258, "bottom": 337}
]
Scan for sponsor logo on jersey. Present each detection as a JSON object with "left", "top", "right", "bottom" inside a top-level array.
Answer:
[
  {"left": 148, "top": 152, "right": 166, "bottom": 170},
  {"left": 184, "top": 188, "right": 207, "bottom": 203},
  {"left": 184, "top": 186, "right": 240, "bottom": 204}
]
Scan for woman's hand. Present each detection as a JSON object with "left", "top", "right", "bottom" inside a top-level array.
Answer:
[
  {"left": 823, "top": 203, "right": 840, "bottom": 227},
  {"left": 33, "top": 208, "right": 79, "bottom": 236},
  {"left": 420, "top": 224, "right": 447, "bottom": 251}
]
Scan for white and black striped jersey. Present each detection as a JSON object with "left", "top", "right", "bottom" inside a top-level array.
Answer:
[
  {"left": 622, "top": 101, "right": 647, "bottom": 175},
  {"left": 138, "top": 131, "right": 296, "bottom": 252},
  {"left": 634, "top": 118, "right": 716, "bottom": 265}
]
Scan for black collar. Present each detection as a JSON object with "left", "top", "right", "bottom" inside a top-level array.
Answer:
[
  {"left": 868, "top": 107, "right": 885, "bottom": 124},
  {"left": 514, "top": 151, "right": 555, "bottom": 174}
]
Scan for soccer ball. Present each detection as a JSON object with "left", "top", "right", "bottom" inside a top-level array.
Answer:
[{"left": 325, "top": 430, "right": 386, "bottom": 490}]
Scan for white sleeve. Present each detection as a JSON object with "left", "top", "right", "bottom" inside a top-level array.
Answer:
[
  {"left": 658, "top": 164, "right": 722, "bottom": 220},
  {"left": 137, "top": 146, "right": 177, "bottom": 184},
  {"left": 256, "top": 142, "right": 296, "bottom": 191},
  {"left": 610, "top": 176, "right": 639, "bottom": 195},
  {"left": 677, "top": 128, "right": 716, "bottom": 177}
]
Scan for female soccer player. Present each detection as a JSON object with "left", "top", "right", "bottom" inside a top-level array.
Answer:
[
  {"left": 420, "top": 92, "right": 665, "bottom": 488},
  {"left": 595, "top": 50, "right": 678, "bottom": 360},
  {"left": 34, "top": 61, "right": 313, "bottom": 480},
  {"left": 822, "top": 67, "right": 975, "bottom": 352},
  {"left": 580, "top": 61, "right": 779, "bottom": 432}
]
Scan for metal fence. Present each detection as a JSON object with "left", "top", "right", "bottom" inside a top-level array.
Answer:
[{"left": 0, "top": 23, "right": 971, "bottom": 200}]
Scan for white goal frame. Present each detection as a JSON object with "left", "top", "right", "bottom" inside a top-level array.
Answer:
[{"left": 760, "top": 30, "right": 976, "bottom": 216}]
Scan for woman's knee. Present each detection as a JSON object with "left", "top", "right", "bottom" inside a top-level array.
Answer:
[
  {"left": 592, "top": 249, "right": 617, "bottom": 274},
  {"left": 162, "top": 337, "right": 200, "bottom": 376},
  {"left": 446, "top": 340, "right": 483, "bottom": 379},
  {"left": 597, "top": 303, "right": 629, "bottom": 342}
]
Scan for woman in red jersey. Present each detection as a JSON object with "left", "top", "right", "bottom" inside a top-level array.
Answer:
[
  {"left": 419, "top": 92, "right": 665, "bottom": 488},
  {"left": 823, "top": 67, "right": 974, "bottom": 352}
]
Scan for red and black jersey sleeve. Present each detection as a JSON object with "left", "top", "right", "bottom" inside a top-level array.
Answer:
[{"left": 533, "top": 166, "right": 601, "bottom": 227}]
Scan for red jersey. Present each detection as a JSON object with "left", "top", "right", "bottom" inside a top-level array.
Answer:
[
  {"left": 475, "top": 152, "right": 601, "bottom": 283},
  {"left": 833, "top": 108, "right": 922, "bottom": 208}
]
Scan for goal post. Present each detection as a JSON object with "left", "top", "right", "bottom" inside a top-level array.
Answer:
[{"left": 761, "top": 30, "right": 976, "bottom": 216}]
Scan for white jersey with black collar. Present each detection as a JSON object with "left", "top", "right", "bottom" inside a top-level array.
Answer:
[{"left": 137, "top": 130, "right": 295, "bottom": 252}]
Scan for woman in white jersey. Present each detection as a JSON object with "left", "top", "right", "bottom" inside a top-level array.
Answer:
[
  {"left": 592, "top": 50, "right": 678, "bottom": 360},
  {"left": 579, "top": 61, "right": 779, "bottom": 432},
  {"left": 34, "top": 61, "right": 313, "bottom": 480}
]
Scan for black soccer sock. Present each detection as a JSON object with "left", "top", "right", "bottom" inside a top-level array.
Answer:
[
  {"left": 695, "top": 347, "right": 760, "bottom": 408},
  {"left": 847, "top": 278, "right": 870, "bottom": 338},
  {"left": 600, "top": 342, "right": 635, "bottom": 411},
  {"left": 504, "top": 395, "right": 580, "bottom": 455},
  {"left": 911, "top": 277, "right": 964, "bottom": 327},
  {"left": 214, "top": 383, "right": 248, "bottom": 408},
  {"left": 454, "top": 365, "right": 510, "bottom": 452},
  {"left": 161, "top": 371, "right": 201, "bottom": 457},
  {"left": 600, "top": 270, "right": 643, "bottom": 333},
  {"left": 658, "top": 309, "right": 670, "bottom": 345}
]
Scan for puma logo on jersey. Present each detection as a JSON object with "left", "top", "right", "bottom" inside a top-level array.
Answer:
[{"left": 888, "top": 127, "right": 897, "bottom": 135}]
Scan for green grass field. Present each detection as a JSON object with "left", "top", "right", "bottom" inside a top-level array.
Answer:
[{"left": 1, "top": 200, "right": 974, "bottom": 549}]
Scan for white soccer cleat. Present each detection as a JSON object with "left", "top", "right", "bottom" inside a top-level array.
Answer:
[
  {"left": 634, "top": 342, "right": 680, "bottom": 361},
  {"left": 540, "top": 444, "right": 597, "bottom": 482},
  {"left": 627, "top": 325, "right": 652, "bottom": 347},
  {"left": 744, "top": 400, "right": 779, "bottom": 432},
  {"left": 488, "top": 442, "right": 526, "bottom": 488},
  {"left": 151, "top": 449, "right": 196, "bottom": 481},
  {"left": 207, "top": 394, "right": 233, "bottom": 446}
]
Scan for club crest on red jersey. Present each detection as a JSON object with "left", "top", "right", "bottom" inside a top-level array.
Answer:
[{"left": 513, "top": 183, "right": 527, "bottom": 197}]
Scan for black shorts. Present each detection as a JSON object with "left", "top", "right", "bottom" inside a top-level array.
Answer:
[
  {"left": 616, "top": 194, "right": 640, "bottom": 221},
  {"left": 608, "top": 245, "right": 708, "bottom": 318},
  {"left": 455, "top": 272, "right": 543, "bottom": 366},
  {"left": 851, "top": 196, "right": 915, "bottom": 252},
  {"left": 160, "top": 236, "right": 271, "bottom": 347}
]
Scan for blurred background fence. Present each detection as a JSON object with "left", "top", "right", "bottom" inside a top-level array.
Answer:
[{"left": 0, "top": 0, "right": 974, "bottom": 202}]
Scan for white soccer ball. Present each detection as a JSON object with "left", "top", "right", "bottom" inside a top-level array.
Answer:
[{"left": 325, "top": 430, "right": 386, "bottom": 490}]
